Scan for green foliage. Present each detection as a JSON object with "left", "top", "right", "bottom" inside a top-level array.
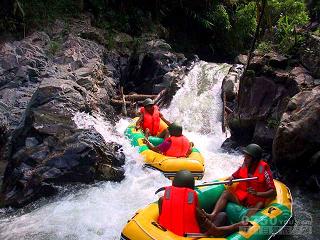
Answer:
[
  {"left": 0, "top": 0, "right": 314, "bottom": 60},
  {"left": 1, "top": 0, "right": 81, "bottom": 34},
  {"left": 314, "top": 29, "right": 320, "bottom": 37},
  {"left": 48, "top": 40, "right": 61, "bottom": 56},
  {"left": 257, "top": 41, "right": 273, "bottom": 54},
  {"left": 212, "top": 5, "right": 232, "bottom": 31},
  {"left": 268, "top": 0, "right": 309, "bottom": 53},
  {"left": 0, "top": 17, "right": 19, "bottom": 33},
  {"left": 233, "top": 2, "right": 257, "bottom": 52},
  {"left": 267, "top": 118, "right": 280, "bottom": 129},
  {"left": 105, "top": 34, "right": 116, "bottom": 50}
]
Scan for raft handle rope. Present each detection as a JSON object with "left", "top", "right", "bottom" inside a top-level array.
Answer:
[{"left": 151, "top": 221, "right": 167, "bottom": 232}]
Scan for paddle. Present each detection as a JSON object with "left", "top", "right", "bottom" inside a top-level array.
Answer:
[
  {"left": 155, "top": 177, "right": 258, "bottom": 194},
  {"left": 184, "top": 233, "right": 207, "bottom": 238}
]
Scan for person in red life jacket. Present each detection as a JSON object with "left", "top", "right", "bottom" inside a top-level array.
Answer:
[
  {"left": 144, "top": 123, "right": 193, "bottom": 157},
  {"left": 158, "top": 170, "right": 248, "bottom": 237},
  {"left": 136, "top": 98, "right": 171, "bottom": 138},
  {"left": 204, "top": 144, "right": 277, "bottom": 221}
]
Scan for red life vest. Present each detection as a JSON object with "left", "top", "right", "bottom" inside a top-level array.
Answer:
[
  {"left": 234, "top": 160, "right": 271, "bottom": 207},
  {"left": 164, "top": 136, "right": 190, "bottom": 157},
  {"left": 158, "top": 186, "right": 201, "bottom": 236},
  {"left": 140, "top": 106, "right": 160, "bottom": 136}
]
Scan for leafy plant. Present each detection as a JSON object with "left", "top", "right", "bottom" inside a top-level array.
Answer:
[
  {"left": 48, "top": 40, "right": 61, "bottom": 56},
  {"left": 233, "top": 2, "right": 257, "bottom": 52},
  {"left": 269, "top": 0, "right": 309, "bottom": 53},
  {"left": 267, "top": 118, "right": 280, "bottom": 129},
  {"left": 257, "top": 41, "right": 273, "bottom": 54}
]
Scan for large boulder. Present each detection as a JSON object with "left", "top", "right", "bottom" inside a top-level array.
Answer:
[
  {"left": 300, "top": 34, "right": 320, "bottom": 78},
  {"left": 225, "top": 50, "right": 315, "bottom": 151},
  {"left": 123, "top": 39, "right": 192, "bottom": 94},
  {"left": 0, "top": 77, "right": 124, "bottom": 207},
  {"left": 221, "top": 64, "right": 243, "bottom": 102},
  {"left": 0, "top": 24, "right": 126, "bottom": 207},
  {"left": 273, "top": 86, "right": 320, "bottom": 178},
  {"left": 227, "top": 75, "right": 298, "bottom": 149}
]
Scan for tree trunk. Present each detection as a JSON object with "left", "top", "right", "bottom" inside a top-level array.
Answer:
[{"left": 238, "top": 0, "right": 267, "bottom": 107}]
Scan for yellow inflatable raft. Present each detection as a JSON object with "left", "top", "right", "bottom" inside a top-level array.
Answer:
[
  {"left": 124, "top": 118, "right": 205, "bottom": 179},
  {"left": 121, "top": 179, "right": 293, "bottom": 240}
]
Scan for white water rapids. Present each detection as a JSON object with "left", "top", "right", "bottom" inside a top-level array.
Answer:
[{"left": 0, "top": 61, "right": 244, "bottom": 240}]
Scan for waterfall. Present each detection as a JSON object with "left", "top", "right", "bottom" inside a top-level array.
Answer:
[{"left": 0, "top": 61, "right": 243, "bottom": 240}]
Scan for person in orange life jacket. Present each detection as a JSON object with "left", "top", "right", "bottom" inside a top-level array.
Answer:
[
  {"left": 158, "top": 170, "right": 249, "bottom": 237},
  {"left": 144, "top": 123, "right": 193, "bottom": 157},
  {"left": 204, "top": 144, "right": 277, "bottom": 221},
  {"left": 135, "top": 98, "right": 171, "bottom": 138}
]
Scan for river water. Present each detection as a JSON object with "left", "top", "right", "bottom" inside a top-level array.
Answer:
[{"left": 0, "top": 61, "right": 318, "bottom": 240}]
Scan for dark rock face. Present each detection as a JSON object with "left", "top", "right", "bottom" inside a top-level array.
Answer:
[
  {"left": 228, "top": 75, "right": 296, "bottom": 150},
  {"left": 300, "top": 34, "right": 320, "bottom": 78},
  {"left": 221, "top": 64, "right": 243, "bottom": 102},
  {"left": 123, "top": 39, "right": 190, "bottom": 94},
  {"left": 2, "top": 127, "right": 125, "bottom": 207},
  {"left": 0, "top": 19, "right": 128, "bottom": 207},
  {"left": 225, "top": 51, "right": 316, "bottom": 151},
  {"left": 1, "top": 72, "right": 125, "bottom": 207},
  {"left": 0, "top": 32, "right": 50, "bottom": 132},
  {"left": 273, "top": 86, "right": 320, "bottom": 179}
]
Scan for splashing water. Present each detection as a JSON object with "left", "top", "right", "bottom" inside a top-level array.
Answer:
[{"left": 0, "top": 61, "right": 243, "bottom": 240}]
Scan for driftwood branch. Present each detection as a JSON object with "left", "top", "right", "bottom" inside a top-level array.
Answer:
[
  {"left": 110, "top": 99, "right": 133, "bottom": 106},
  {"left": 222, "top": 92, "right": 227, "bottom": 133},
  {"left": 120, "top": 86, "right": 127, "bottom": 116},
  {"left": 114, "top": 94, "right": 157, "bottom": 101},
  {"left": 238, "top": 0, "right": 267, "bottom": 104}
]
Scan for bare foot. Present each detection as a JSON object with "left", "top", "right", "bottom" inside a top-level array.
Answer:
[{"left": 201, "top": 209, "right": 217, "bottom": 222}]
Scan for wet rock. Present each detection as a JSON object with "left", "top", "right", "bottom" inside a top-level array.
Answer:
[
  {"left": 0, "top": 32, "right": 50, "bottom": 132},
  {"left": 300, "top": 34, "right": 320, "bottom": 78},
  {"left": 252, "top": 121, "right": 277, "bottom": 151},
  {"left": 123, "top": 39, "right": 191, "bottom": 94},
  {"left": 289, "top": 66, "right": 314, "bottom": 89},
  {"left": 25, "top": 138, "right": 39, "bottom": 148},
  {"left": 2, "top": 122, "right": 125, "bottom": 207},
  {"left": 273, "top": 70, "right": 290, "bottom": 83},
  {"left": 266, "top": 52, "right": 288, "bottom": 69},
  {"left": 222, "top": 64, "right": 244, "bottom": 101},
  {"left": 235, "top": 54, "right": 248, "bottom": 65},
  {"left": 76, "top": 77, "right": 95, "bottom": 90},
  {"left": 273, "top": 86, "right": 320, "bottom": 179},
  {"left": 221, "top": 138, "right": 241, "bottom": 152},
  {"left": 247, "top": 55, "right": 266, "bottom": 74},
  {"left": 0, "top": 23, "right": 125, "bottom": 207},
  {"left": 229, "top": 75, "right": 295, "bottom": 149}
]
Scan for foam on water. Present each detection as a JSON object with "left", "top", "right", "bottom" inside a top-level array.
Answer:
[{"left": 0, "top": 61, "right": 243, "bottom": 240}]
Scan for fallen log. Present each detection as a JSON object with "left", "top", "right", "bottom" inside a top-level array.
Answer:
[
  {"left": 114, "top": 94, "right": 157, "bottom": 101},
  {"left": 110, "top": 99, "right": 133, "bottom": 106},
  {"left": 225, "top": 106, "right": 233, "bottom": 114},
  {"left": 120, "top": 86, "right": 127, "bottom": 116},
  {"left": 222, "top": 92, "right": 227, "bottom": 133}
]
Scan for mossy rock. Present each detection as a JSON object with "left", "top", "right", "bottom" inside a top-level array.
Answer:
[
  {"left": 245, "top": 70, "right": 256, "bottom": 78},
  {"left": 287, "top": 101, "right": 297, "bottom": 111}
]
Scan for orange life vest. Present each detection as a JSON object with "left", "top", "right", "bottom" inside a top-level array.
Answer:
[
  {"left": 140, "top": 106, "right": 160, "bottom": 136},
  {"left": 158, "top": 186, "right": 201, "bottom": 236},
  {"left": 164, "top": 136, "right": 190, "bottom": 157},
  {"left": 234, "top": 160, "right": 271, "bottom": 207}
]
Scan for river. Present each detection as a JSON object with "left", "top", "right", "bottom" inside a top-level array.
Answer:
[{"left": 0, "top": 61, "right": 318, "bottom": 240}]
